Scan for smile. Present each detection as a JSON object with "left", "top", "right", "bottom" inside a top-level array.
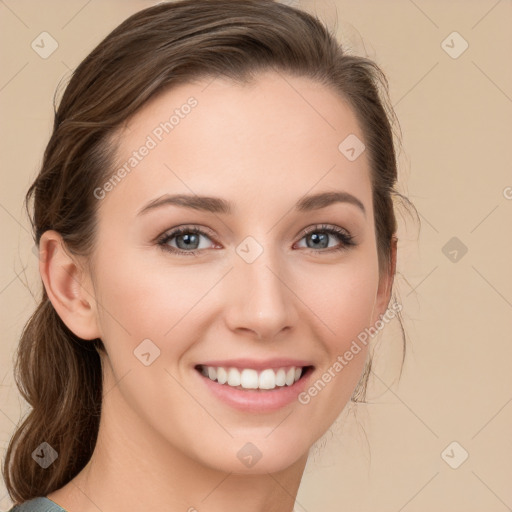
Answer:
[
  {"left": 194, "top": 358, "right": 314, "bottom": 412},
  {"left": 196, "top": 365, "right": 307, "bottom": 390}
]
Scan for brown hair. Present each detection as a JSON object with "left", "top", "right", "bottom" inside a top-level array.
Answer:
[{"left": 3, "top": 0, "right": 416, "bottom": 503}]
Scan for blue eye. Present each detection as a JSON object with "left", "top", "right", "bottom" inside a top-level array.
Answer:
[
  {"left": 157, "top": 224, "right": 356, "bottom": 256},
  {"left": 297, "top": 224, "right": 355, "bottom": 252},
  {"left": 157, "top": 226, "right": 215, "bottom": 255}
]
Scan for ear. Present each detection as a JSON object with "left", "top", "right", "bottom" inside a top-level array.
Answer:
[
  {"left": 38, "top": 230, "right": 101, "bottom": 341},
  {"left": 372, "top": 234, "right": 398, "bottom": 323}
]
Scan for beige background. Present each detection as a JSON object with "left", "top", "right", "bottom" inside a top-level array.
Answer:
[{"left": 1, "top": 0, "right": 511, "bottom": 510}]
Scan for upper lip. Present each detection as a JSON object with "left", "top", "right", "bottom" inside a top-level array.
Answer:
[{"left": 196, "top": 358, "right": 314, "bottom": 371}]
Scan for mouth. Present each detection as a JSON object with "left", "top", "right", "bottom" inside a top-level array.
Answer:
[
  {"left": 195, "top": 364, "right": 313, "bottom": 391},
  {"left": 193, "top": 360, "right": 314, "bottom": 412}
]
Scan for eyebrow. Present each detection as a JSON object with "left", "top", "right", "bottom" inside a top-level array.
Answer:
[{"left": 137, "top": 191, "right": 366, "bottom": 217}]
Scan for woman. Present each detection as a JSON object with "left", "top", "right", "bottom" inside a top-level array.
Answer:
[{"left": 3, "top": 0, "right": 413, "bottom": 510}]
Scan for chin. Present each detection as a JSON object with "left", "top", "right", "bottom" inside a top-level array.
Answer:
[{"left": 189, "top": 432, "right": 312, "bottom": 475}]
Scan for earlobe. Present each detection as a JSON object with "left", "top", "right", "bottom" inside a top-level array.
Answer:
[{"left": 39, "top": 230, "right": 101, "bottom": 341}]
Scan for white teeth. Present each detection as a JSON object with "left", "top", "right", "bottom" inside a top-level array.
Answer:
[
  {"left": 240, "top": 369, "right": 259, "bottom": 389},
  {"left": 285, "top": 367, "right": 295, "bottom": 386},
  {"left": 275, "top": 368, "right": 286, "bottom": 387},
  {"left": 217, "top": 367, "right": 228, "bottom": 384},
  {"left": 199, "top": 365, "right": 305, "bottom": 390},
  {"left": 259, "top": 369, "right": 276, "bottom": 390},
  {"left": 227, "top": 367, "right": 241, "bottom": 387}
]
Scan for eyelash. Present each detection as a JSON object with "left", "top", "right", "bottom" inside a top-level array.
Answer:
[{"left": 156, "top": 224, "right": 356, "bottom": 257}]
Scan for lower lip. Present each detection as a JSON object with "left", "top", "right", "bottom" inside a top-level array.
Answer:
[{"left": 196, "top": 367, "right": 313, "bottom": 413}]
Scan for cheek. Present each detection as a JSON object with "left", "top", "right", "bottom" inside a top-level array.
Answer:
[
  {"left": 295, "top": 256, "right": 378, "bottom": 408},
  {"left": 93, "top": 243, "right": 207, "bottom": 341},
  {"left": 298, "top": 255, "right": 379, "bottom": 349}
]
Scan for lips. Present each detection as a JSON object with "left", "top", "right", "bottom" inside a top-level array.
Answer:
[{"left": 194, "top": 360, "right": 314, "bottom": 412}]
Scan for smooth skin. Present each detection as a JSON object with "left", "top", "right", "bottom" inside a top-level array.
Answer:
[{"left": 41, "top": 70, "right": 396, "bottom": 512}]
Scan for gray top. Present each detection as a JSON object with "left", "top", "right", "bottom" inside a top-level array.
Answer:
[
  {"left": 9, "top": 496, "right": 301, "bottom": 511},
  {"left": 8, "top": 497, "right": 66, "bottom": 512}
]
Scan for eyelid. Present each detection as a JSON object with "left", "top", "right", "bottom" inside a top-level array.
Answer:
[
  {"left": 298, "top": 223, "right": 351, "bottom": 238},
  {"left": 155, "top": 224, "right": 216, "bottom": 242}
]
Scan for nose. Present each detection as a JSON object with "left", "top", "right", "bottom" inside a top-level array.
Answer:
[{"left": 223, "top": 244, "right": 299, "bottom": 341}]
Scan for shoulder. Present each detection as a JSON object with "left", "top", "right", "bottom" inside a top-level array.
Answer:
[{"left": 7, "top": 497, "right": 67, "bottom": 512}]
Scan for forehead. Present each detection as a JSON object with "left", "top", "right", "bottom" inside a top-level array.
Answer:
[{"left": 101, "top": 70, "right": 371, "bottom": 219}]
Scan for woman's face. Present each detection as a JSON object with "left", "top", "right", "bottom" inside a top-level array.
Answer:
[{"left": 84, "top": 70, "right": 392, "bottom": 474}]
